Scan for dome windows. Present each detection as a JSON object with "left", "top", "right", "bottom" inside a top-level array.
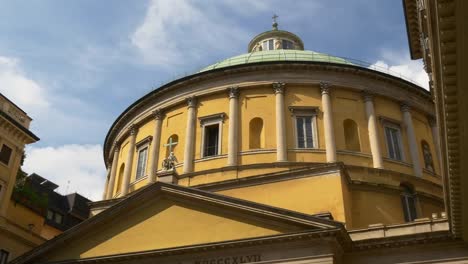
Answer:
[{"left": 258, "top": 38, "right": 296, "bottom": 51}]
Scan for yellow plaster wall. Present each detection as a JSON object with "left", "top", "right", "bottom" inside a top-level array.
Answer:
[
  {"left": 284, "top": 85, "right": 325, "bottom": 149},
  {"left": 195, "top": 93, "right": 230, "bottom": 159},
  {"left": 217, "top": 172, "right": 349, "bottom": 223},
  {"left": 240, "top": 87, "right": 276, "bottom": 151},
  {"left": 411, "top": 110, "right": 441, "bottom": 175},
  {"left": 158, "top": 104, "right": 187, "bottom": 168},
  {"left": 6, "top": 201, "right": 45, "bottom": 234},
  {"left": 130, "top": 121, "right": 155, "bottom": 183},
  {"left": 332, "top": 89, "right": 370, "bottom": 154},
  {"left": 42, "top": 198, "right": 294, "bottom": 262},
  {"left": 0, "top": 230, "right": 36, "bottom": 262},
  {"left": 105, "top": 85, "right": 441, "bottom": 224},
  {"left": 351, "top": 189, "right": 405, "bottom": 229},
  {"left": 40, "top": 224, "right": 61, "bottom": 240},
  {"left": 374, "top": 96, "right": 411, "bottom": 163}
]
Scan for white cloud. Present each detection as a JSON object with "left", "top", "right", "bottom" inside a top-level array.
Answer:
[
  {"left": 0, "top": 56, "right": 50, "bottom": 114},
  {"left": 130, "top": 0, "right": 253, "bottom": 67},
  {"left": 23, "top": 144, "right": 106, "bottom": 201},
  {"left": 370, "top": 49, "right": 429, "bottom": 89}
]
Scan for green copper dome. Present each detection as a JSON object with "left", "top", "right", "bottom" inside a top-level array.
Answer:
[{"left": 199, "top": 50, "right": 354, "bottom": 72}]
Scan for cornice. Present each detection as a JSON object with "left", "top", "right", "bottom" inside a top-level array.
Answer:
[
  {"left": 28, "top": 229, "right": 346, "bottom": 264},
  {"left": 352, "top": 230, "right": 457, "bottom": 251},
  {"left": 103, "top": 61, "right": 434, "bottom": 164}
]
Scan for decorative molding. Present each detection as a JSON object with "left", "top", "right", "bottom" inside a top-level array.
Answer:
[
  {"left": 228, "top": 86, "right": 240, "bottom": 99},
  {"left": 288, "top": 106, "right": 319, "bottom": 116},
  {"left": 272, "top": 82, "right": 285, "bottom": 94},
  {"left": 135, "top": 135, "right": 153, "bottom": 149},
  {"left": 198, "top": 112, "right": 226, "bottom": 125},
  {"left": 320, "top": 82, "right": 331, "bottom": 95},
  {"left": 378, "top": 116, "right": 403, "bottom": 127}
]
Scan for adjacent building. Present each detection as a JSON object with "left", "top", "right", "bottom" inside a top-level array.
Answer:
[{"left": 0, "top": 93, "right": 39, "bottom": 262}]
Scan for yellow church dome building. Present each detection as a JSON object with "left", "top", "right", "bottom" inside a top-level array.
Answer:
[
  {"left": 99, "top": 24, "right": 443, "bottom": 230},
  {"left": 13, "top": 21, "right": 468, "bottom": 264}
]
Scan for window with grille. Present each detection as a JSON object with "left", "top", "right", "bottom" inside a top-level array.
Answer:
[{"left": 296, "top": 116, "right": 316, "bottom": 148}]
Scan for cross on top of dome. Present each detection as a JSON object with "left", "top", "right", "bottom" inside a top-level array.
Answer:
[{"left": 272, "top": 14, "right": 279, "bottom": 30}]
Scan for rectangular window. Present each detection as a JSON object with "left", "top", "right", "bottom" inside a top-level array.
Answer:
[
  {"left": 296, "top": 116, "right": 315, "bottom": 148},
  {"left": 203, "top": 124, "right": 220, "bottom": 157},
  {"left": 268, "top": 39, "right": 274, "bottom": 50},
  {"left": 54, "top": 213, "right": 63, "bottom": 224},
  {"left": 0, "top": 249, "right": 9, "bottom": 264},
  {"left": 282, "top": 40, "right": 293, "bottom": 49},
  {"left": 0, "top": 144, "right": 12, "bottom": 166},
  {"left": 385, "top": 126, "right": 403, "bottom": 160},
  {"left": 401, "top": 195, "right": 417, "bottom": 222},
  {"left": 136, "top": 147, "right": 148, "bottom": 179},
  {"left": 46, "top": 209, "right": 54, "bottom": 220}
]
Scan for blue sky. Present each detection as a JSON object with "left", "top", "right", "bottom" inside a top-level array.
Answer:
[{"left": 0, "top": 0, "right": 428, "bottom": 200}]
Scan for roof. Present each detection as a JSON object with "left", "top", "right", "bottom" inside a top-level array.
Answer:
[
  {"left": 10, "top": 182, "right": 348, "bottom": 264},
  {"left": 199, "top": 50, "right": 353, "bottom": 72}
]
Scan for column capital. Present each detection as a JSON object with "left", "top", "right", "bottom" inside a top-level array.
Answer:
[
  {"left": 228, "top": 86, "right": 240, "bottom": 99},
  {"left": 152, "top": 109, "right": 165, "bottom": 120},
  {"left": 186, "top": 96, "right": 197, "bottom": 108},
  {"left": 113, "top": 141, "right": 120, "bottom": 151},
  {"left": 128, "top": 124, "right": 138, "bottom": 135},
  {"left": 272, "top": 82, "right": 285, "bottom": 94},
  {"left": 320, "top": 82, "right": 331, "bottom": 95},
  {"left": 362, "top": 90, "right": 374, "bottom": 102},
  {"left": 427, "top": 115, "right": 437, "bottom": 126},
  {"left": 400, "top": 103, "right": 411, "bottom": 112}
]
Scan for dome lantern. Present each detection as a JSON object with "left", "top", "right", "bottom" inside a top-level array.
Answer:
[{"left": 248, "top": 15, "right": 304, "bottom": 52}]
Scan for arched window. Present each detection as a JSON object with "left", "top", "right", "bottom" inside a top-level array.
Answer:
[
  {"left": 116, "top": 163, "right": 125, "bottom": 195},
  {"left": 249, "top": 118, "right": 264, "bottom": 149},
  {"left": 165, "top": 134, "right": 179, "bottom": 158},
  {"left": 343, "top": 119, "right": 361, "bottom": 152},
  {"left": 400, "top": 184, "right": 418, "bottom": 222},
  {"left": 421, "top": 140, "right": 434, "bottom": 172}
]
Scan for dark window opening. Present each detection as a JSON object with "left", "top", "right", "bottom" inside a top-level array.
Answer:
[
  {"left": 0, "top": 144, "right": 12, "bottom": 165},
  {"left": 203, "top": 124, "right": 219, "bottom": 157}
]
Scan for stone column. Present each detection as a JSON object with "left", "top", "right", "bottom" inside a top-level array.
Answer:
[
  {"left": 183, "top": 97, "right": 197, "bottom": 174},
  {"left": 121, "top": 125, "right": 138, "bottom": 196},
  {"left": 102, "top": 167, "right": 110, "bottom": 200},
  {"left": 106, "top": 143, "right": 120, "bottom": 199},
  {"left": 428, "top": 116, "right": 442, "bottom": 172},
  {"left": 148, "top": 109, "right": 164, "bottom": 183},
  {"left": 273, "top": 82, "right": 287, "bottom": 162},
  {"left": 227, "top": 87, "right": 240, "bottom": 166},
  {"left": 363, "top": 92, "right": 384, "bottom": 169},
  {"left": 401, "top": 104, "right": 422, "bottom": 177},
  {"left": 320, "top": 82, "right": 337, "bottom": 163}
]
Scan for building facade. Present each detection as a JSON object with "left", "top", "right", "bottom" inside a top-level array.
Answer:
[
  {"left": 403, "top": 0, "right": 468, "bottom": 242},
  {"left": 0, "top": 93, "right": 39, "bottom": 263},
  {"left": 10, "top": 22, "right": 468, "bottom": 264}
]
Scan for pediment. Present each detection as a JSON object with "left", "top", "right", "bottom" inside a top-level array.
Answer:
[{"left": 12, "top": 183, "right": 343, "bottom": 264}]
